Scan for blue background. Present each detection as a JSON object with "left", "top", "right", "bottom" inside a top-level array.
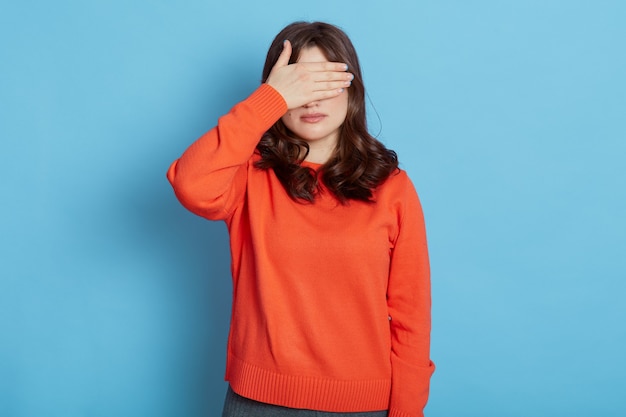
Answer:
[{"left": 1, "top": 1, "right": 625, "bottom": 416}]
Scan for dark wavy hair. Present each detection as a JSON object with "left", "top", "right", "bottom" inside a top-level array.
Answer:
[{"left": 255, "top": 21, "right": 398, "bottom": 204}]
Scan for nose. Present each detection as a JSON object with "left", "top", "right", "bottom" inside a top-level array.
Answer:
[{"left": 303, "top": 101, "right": 319, "bottom": 108}]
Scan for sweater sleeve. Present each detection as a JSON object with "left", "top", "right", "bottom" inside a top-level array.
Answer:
[
  {"left": 387, "top": 173, "right": 435, "bottom": 417},
  {"left": 167, "top": 84, "right": 287, "bottom": 220}
]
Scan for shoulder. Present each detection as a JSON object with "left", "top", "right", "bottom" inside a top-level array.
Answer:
[
  {"left": 377, "top": 168, "right": 418, "bottom": 197},
  {"left": 374, "top": 168, "right": 424, "bottom": 217}
]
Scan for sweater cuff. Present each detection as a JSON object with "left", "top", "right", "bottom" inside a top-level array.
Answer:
[
  {"left": 244, "top": 83, "right": 288, "bottom": 130},
  {"left": 389, "top": 356, "right": 435, "bottom": 417}
]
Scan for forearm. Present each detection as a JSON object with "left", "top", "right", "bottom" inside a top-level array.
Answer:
[{"left": 167, "top": 84, "right": 287, "bottom": 219}]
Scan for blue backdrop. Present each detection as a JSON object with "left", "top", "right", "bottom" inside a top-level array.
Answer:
[{"left": 1, "top": 1, "right": 625, "bottom": 416}]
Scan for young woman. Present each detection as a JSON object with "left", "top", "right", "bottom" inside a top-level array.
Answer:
[{"left": 167, "top": 21, "right": 434, "bottom": 417}]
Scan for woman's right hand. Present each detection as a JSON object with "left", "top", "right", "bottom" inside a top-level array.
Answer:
[{"left": 265, "top": 40, "right": 353, "bottom": 110}]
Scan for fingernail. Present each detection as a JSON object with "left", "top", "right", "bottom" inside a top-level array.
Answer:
[{"left": 345, "top": 64, "right": 349, "bottom": 71}]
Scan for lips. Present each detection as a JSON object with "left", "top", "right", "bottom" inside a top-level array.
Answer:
[{"left": 300, "top": 113, "right": 326, "bottom": 123}]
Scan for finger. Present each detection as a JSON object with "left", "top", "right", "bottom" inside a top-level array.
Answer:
[
  {"left": 274, "top": 40, "right": 292, "bottom": 68},
  {"left": 312, "top": 71, "right": 354, "bottom": 82},
  {"left": 300, "top": 61, "right": 349, "bottom": 72},
  {"left": 310, "top": 88, "right": 347, "bottom": 101},
  {"left": 313, "top": 80, "right": 353, "bottom": 92}
]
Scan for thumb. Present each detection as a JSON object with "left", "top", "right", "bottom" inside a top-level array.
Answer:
[{"left": 274, "top": 40, "right": 292, "bottom": 68}]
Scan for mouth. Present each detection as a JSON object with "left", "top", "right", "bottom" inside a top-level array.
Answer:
[{"left": 300, "top": 113, "right": 326, "bottom": 123}]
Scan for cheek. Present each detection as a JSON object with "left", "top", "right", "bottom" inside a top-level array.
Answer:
[
  {"left": 281, "top": 112, "right": 295, "bottom": 127},
  {"left": 335, "top": 93, "right": 349, "bottom": 113},
  {"left": 334, "top": 96, "right": 349, "bottom": 120}
]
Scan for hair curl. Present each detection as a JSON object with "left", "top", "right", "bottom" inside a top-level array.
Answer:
[{"left": 255, "top": 21, "right": 398, "bottom": 204}]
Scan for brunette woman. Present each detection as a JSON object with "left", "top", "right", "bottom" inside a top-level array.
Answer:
[{"left": 168, "top": 21, "right": 434, "bottom": 417}]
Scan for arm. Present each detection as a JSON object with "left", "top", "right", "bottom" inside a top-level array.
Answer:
[
  {"left": 167, "top": 84, "right": 286, "bottom": 220},
  {"left": 387, "top": 174, "right": 435, "bottom": 417}
]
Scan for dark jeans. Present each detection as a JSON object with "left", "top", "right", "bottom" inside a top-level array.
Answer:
[{"left": 222, "top": 386, "right": 389, "bottom": 417}]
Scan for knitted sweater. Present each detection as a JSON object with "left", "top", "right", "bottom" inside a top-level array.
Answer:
[{"left": 167, "top": 84, "right": 434, "bottom": 417}]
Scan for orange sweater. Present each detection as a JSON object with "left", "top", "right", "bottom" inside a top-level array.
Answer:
[{"left": 167, "top": 84, "right": 434, "bottom": 417}]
